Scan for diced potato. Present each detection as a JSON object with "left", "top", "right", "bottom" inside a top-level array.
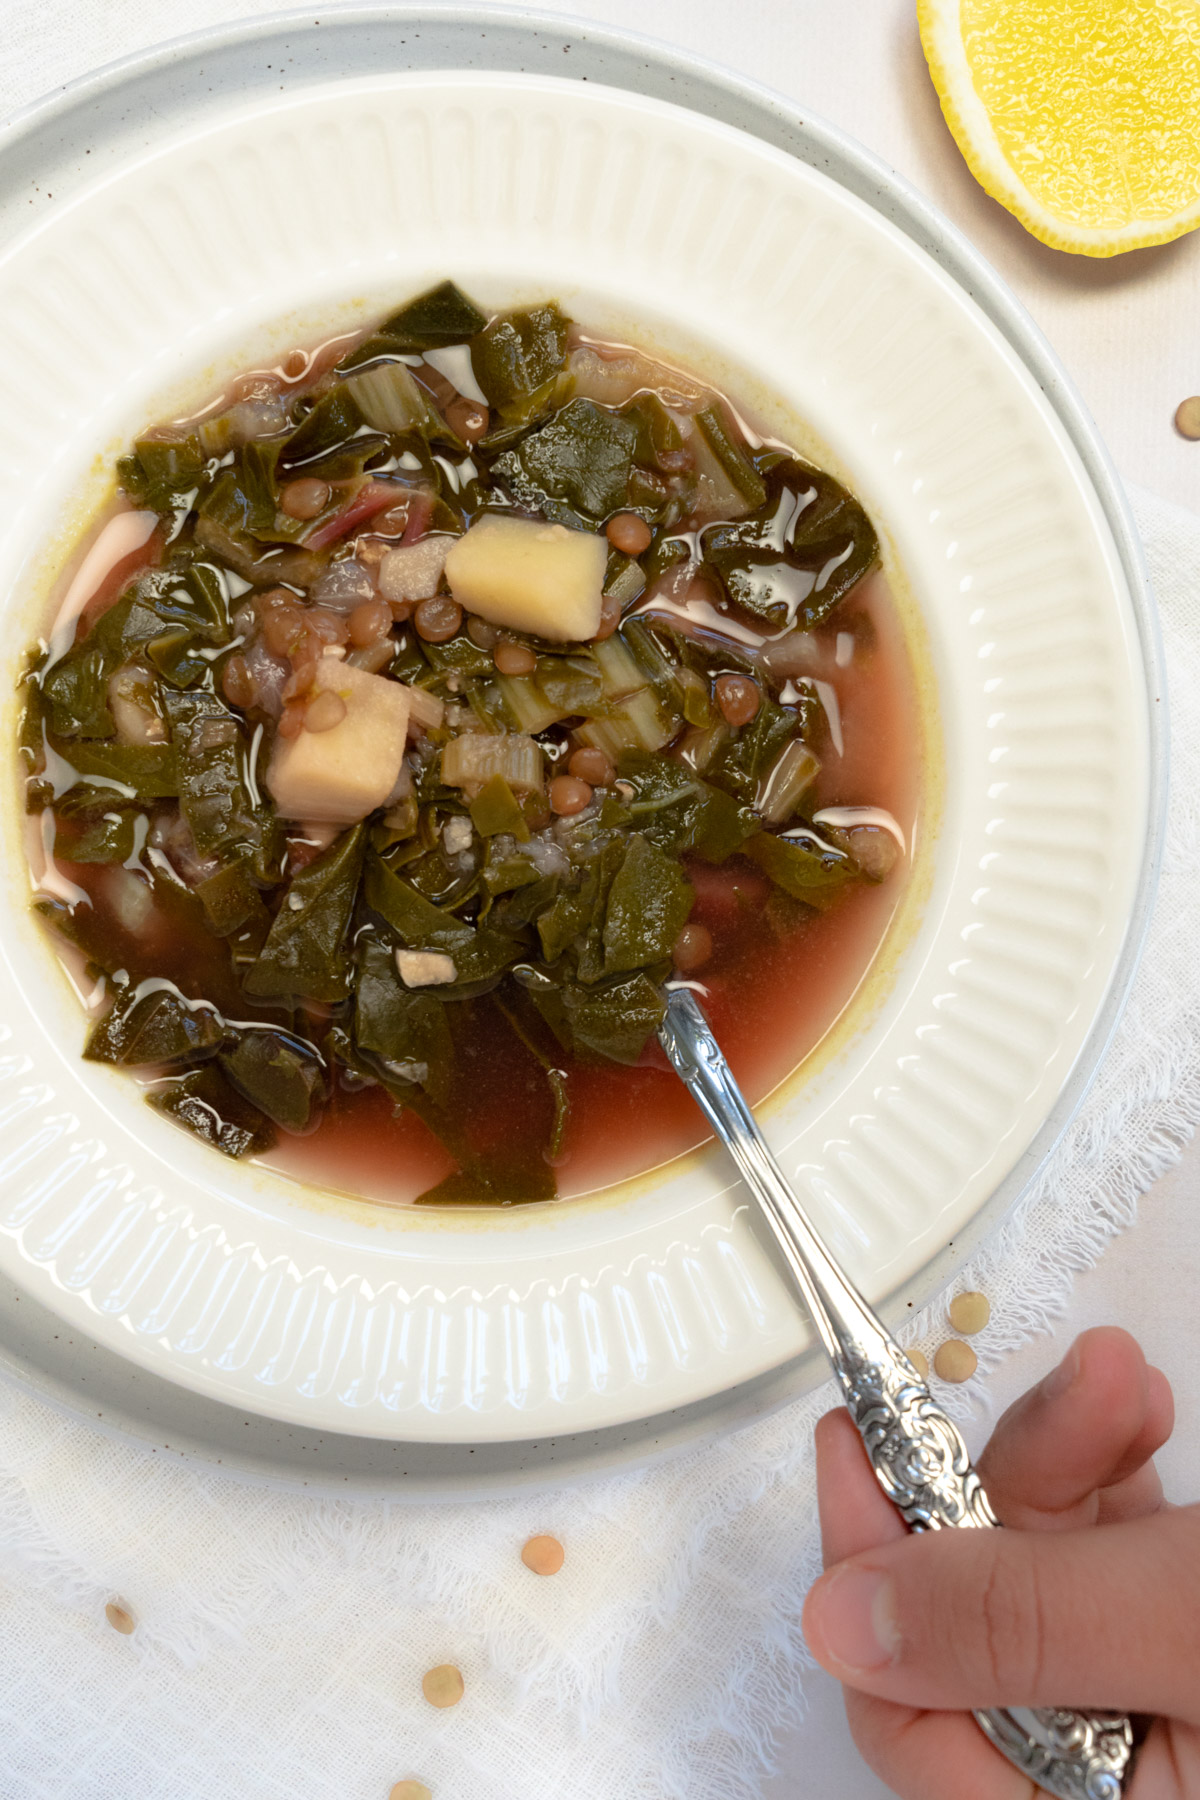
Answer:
[
  {"left": 267, "top": 660, "right": 411, "bottom": 824},
  {"left": 444, "top": 513, "right": 606, "bottom": 642},
  {"left": 378, "top": 537, "right": 453, "bottom": 604},
  {"left": 395, "top": 949, "right": 457, "bottom": 988}
]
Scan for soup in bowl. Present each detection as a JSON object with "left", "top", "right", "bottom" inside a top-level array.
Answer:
[{"left": 19, "top": 280, "right": 919, "bottom": 1208}]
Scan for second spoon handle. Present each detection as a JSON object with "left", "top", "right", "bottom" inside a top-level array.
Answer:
[{"left": 658, "top": 988, "right": 1136, "bottom": 1800}]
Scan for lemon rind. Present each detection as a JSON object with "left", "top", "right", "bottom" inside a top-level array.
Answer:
[{"left": 917, "top": 0, "right": 1200, "bottom": 257}]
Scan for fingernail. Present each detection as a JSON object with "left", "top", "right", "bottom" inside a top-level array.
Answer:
[
  {"left": 812, "top": 1565, "right": 901, "bottom": 1672},
  {"left": 1041, "top": 1341, "right": 1080, "bottom": 1401}
]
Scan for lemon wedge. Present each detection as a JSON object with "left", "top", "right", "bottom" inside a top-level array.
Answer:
[{"left": 918, "top": 0, "right": 1200, "bottom": 255}]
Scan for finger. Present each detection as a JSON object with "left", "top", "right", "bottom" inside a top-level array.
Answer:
[
  {"left": 802, "top": 1500, "right": 1200, "bottom": 1718},
  {"left": 843, "top": 1689, "right": 1038, "bottom": 1800},
  {"left": 977, "top": 1329, "right": 1173, "bottom": 1528},
  {"left": 1094, "top": 1363, "right": 1173, "bottom": 1522},
  {"left": 815, "top": 1408, "right": 907, "bottom": 1568}
]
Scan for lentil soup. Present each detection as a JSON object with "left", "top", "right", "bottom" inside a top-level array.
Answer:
[{"left": 18, "top": 282, "right": 920, "bottom": 1207}]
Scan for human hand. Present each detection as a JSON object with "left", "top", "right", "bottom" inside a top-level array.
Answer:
[{"left": 802, "top": 1327, "right": 1200, "bottom": 1797}]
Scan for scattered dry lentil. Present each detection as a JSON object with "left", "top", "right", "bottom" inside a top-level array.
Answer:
[
  {"left": 104, "top": 1601, "right": 136, "bottom": 1636},
  {"left": 1175, "top": 396, "right": 1200, "bottom": 439},
  {"left": 907, "top": 1347, "right": 929, "bottom": 1380},
  {"left": 521, "top": 1534, "right": 565, "bottom": 1577},
  {"left": 421, "top": 1664, "right": 464, "bottom": 1709},
  {"left": 389, "top": 1783, "right": 432, "bottom": 1800},
  {"left": 933, "top": 1339, "right": 977, "bottom": 1384},
  {"left": 948, "top": 1291, "right": 990, "bottom": 1336}
]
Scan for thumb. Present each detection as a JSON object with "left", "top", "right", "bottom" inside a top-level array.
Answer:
[{"left": 802, "top": 1500, "right": 1200, "bottom": 1720}]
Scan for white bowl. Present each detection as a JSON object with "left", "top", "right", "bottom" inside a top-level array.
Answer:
[{"left": 0, "top": 67, "right": 1153, "bottom": 1443}]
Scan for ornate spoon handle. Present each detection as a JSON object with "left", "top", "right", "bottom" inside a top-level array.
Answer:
[{"left": 659, "top": 989, "right": 1136, "bottom": 1800}]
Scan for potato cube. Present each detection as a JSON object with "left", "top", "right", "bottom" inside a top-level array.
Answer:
[
  {"left": 267, "top": 659, "right": 411, "bottom": 824},
  {"left": 443, "top": 513, "right": 606, "bottom": 642}
]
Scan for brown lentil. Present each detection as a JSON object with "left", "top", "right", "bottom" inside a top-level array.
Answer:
[
  {"left": 372, "top": 503, "right": 412, "bottom": 537},
  {"left": 277, "top": 702, "right": 306, "bottom": 740},
  {"left": 105, "top": 1601, "right": 136, "bottom": 1636},
  {"left": 262, "top": 604, "right": 310, "bottom": 659},
  {"left": 948, "top": 1291, "right": 990, "bottom": 1336},
  {"left": 907, "top": 1347, "right": 929, "bottom": 1381},
  {"left": 715, "top": 673, "right": 761, "bottom": 727},
  {"left": 521, "top": 1534, "right": 565, "bottom": 1577},
  {"left": 933, "top": 1339, "right": 977, "bottom": 1384},
  {"left": 280, "top": 477, "right": 331, "bottom": 520},
  {"left": 414, "top": 594, "right": 463, "bottom": 643},
  {"left": 549, "top": 775, "right": 593, "bottom": 817},
  {"left": 606, "top": 512, "right": 652, "bottom": 556},
  {"left": 467, "top": 615, "right": 501, "bottom": 650},
  {"left": 445, "top": 395, "right": 489, "bottom": 442},
  {"left": 348, "top": 597, "right": 393, "bottom": 646},
  {"left": 672, "top": 922, "right": 713, "bottom": 973},
  {"left": 493, "top": 639, "right": 538, "bottom": 677},
  {"left": 421, "top": 1664, "right": 464, "bottom": 1709},
  {"left": 221, "top": 653, "right": 254, "bottom": 709},
  {"left": 568, "top": 747, "right": 615, "bottom": 787},
  {"left": 1175, "top": 396, "right": 1200, "bottom": 439},
  {"left": 308, "top": 607, "right": 350, "bottom": 647},
  {"left": 388, "top": 1784, "right": 432, "bottom": 1800}
]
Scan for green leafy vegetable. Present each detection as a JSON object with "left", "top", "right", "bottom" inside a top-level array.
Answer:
[
  {"left": 118, "top": 435, "right": 206, "bottom": 510},
  {"left": 162, "top": 689, "right": 263, "bottom": 859},
  {"left": 494, "top": 398, "right": 638, "bottom": 522},
  {"left": 196, "top": 861, "right": 271, "bottom": 939},
  {"left": 353, "top": 938, "right": 455, "bottom": 1107},
  {"left": 469, "top": 774, "right": 529, "bottom": 840},
  {"left": 47, "top": 738, "right": 179, "bottom": 799},
  {"left": 278, "top": 385, "right": 363, "bottom": 469},
  {"left": 57, "top": 807, "right": 140, "bottom": 865},
  {"left": 616, "top": 752, "right": 757, "bottom": 863},
  {"left": 85, "top": 985, "right": 226, "bottom": 1067},
  {"left": 244, "top": 827, "right": 366, "bottom": 1001},
  {"left": 470, "top": 302, "right": 570, "bottom": 422},
  {"left": 743, "top": 828, "right": 859, "bottom": 910},
  {"left": 219, "top": 1028, "right": 325, "bottom": 1132},
  {"left": 603, "top": 833, "right": 693, "bottom": 974},
  {"left": 147, "top": 1063, "right": 276, "bottom": 1158},
  {"left": 711, "top": 699, "right": 801, "bottom": 801},
  {"left": 377, "top": 280, "right": 489, "bottom": 351}
]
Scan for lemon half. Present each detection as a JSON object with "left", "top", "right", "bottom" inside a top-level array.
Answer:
[{"left": 919, "top": 0, "right": 1200, "bottom": 255}]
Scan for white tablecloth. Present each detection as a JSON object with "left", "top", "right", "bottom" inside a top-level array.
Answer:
[{"left": 2, "top": 6, "right": 1199, "bottom": 1798}]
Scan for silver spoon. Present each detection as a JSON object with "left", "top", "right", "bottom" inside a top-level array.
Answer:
[{"left": 658, "top": 985, "right": 1138, "bottom": 1800}]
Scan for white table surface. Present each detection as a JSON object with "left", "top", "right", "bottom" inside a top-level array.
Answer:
[{"left": 2, "top": 4, "right": 1198, "bottom": 1796}]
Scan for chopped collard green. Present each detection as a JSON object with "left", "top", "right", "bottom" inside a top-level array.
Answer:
[{"left": 20, "top": 278, "right": 901, "bottom": 1204}]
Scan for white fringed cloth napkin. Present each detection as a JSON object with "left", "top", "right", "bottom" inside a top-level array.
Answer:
[{"left": 1, "top": 486, "right": 1198, "bottom": 1800}]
